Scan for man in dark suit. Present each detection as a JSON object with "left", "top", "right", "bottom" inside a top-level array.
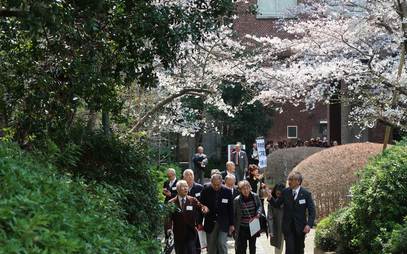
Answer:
[
  {"left": 267, "top": 171, "right": 316, "bottom": 254},
  {"left": 192, "top": 146, "right": 208, "bottom": 184},
  {"left": 231, "top": 143, "right": 248, "bottom": 182},
  {"left": 224, "top": 174, "right": 240, "bottom": 200},
  {"left": 166, "top": 180, "right": 209, "bottom": 254},
  {"left": 198, "top": 174, "right": 234, "bottom": 254},
  {"left": 221, "top": 161, "right": 237, "bottom": 184},
  {"left": 183, "top": 169, "right": 204, "bottom": 199},
  {"left": 163, "top": 168, "right": 178, "bottom": 203},
  {"left": 183, "top": 169, "right": 204, "bottom": 253}
]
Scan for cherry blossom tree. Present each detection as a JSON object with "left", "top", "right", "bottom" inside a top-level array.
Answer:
[
  {"left": 123, "top": 24, "right": 265, "bottom": 136},
  {"left": 252, "top": 0, "right": 407, "bottom": 144}
]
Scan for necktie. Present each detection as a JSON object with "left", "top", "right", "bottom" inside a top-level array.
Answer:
[
  {"left": 235, "top": 152, "right": 239, "bottom": 165},
  {"left": 292, "top": 190, "right": 296, "bottom": 200},
  {"left": 182, "top": 197, "right": 186, "bottom": 211}
]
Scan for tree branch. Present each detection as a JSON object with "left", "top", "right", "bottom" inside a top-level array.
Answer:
[
  {"left": 0, "top": 8, "right": 26, "bottom": 17},
  {"left": 127, "top": 88, "right": 213, "bottom": 133}
]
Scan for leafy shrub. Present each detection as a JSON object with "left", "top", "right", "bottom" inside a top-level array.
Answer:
[
  {"left": 0, "top": 143, "right": 159, "bottom": 253},
  {"left": 58, "top": 127, "right": 163, "bottom": 236},
  {"left": 384, "top": 217, "right": 407, "bottom": 254},
  {"left": 315, "top": 212, "right": 339, "bottom": 251},
  {"left": 332, "top": 140, "right": 407, "bottom": 254}
]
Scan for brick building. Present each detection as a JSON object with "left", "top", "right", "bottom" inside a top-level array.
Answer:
[{"left": 234, "top": 0, "right": 387, "bottom": 145}]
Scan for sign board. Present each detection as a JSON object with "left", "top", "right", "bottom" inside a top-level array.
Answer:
[{"left": 256, "top": 138, "right": 267, "bottom": 169}]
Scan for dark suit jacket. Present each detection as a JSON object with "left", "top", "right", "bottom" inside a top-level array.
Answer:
[
  {"left": 198, "top": 185, "right": 234, "bottom": 233},
  {"left": 166, "top": 195, "right": 204, "bottom": 242},
  {"left": 163, "top": 179, "right": 178, "bottom": 203},
  {"left": 230, "top": 186, "right": 240, "bottom": 200},
  {"left": 188, "top": 182, "right": 204, "bottom": 199},
  {"left": 269, "top": 187, "right": 316, "bottom": 235}
]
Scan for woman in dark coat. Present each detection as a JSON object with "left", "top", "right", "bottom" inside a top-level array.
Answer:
[{"left": 267, "top": 183, "right": 285, "bottom": 254}]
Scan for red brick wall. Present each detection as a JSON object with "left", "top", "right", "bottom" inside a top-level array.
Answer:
[
  {"left": 267, "top": 103, "right": 328, "bottom": 142},
  {"left": 234, "top": 1, "right": 328, "bottom": 143},
  {"left": 234, "top": 0, "right": 293, "bottom": 38}
]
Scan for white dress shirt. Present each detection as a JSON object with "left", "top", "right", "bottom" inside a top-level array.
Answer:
[{"left": 292, "top": 186, "right": 301, "bottom": 200}]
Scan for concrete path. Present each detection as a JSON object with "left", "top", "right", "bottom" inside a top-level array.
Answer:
[{"left": 200, "top": 229, "right": 315, "bottom": 254}]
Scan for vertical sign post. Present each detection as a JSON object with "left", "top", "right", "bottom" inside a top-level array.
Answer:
[{"left": 256, "top": 137, "right": 267, "bottom": 170}]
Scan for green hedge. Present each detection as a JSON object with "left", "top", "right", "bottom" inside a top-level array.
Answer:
[
  {"left": 315, "top": 211, "right": 340, "bottom": 251},
  {"left": 0, "top": 143, "right": 159, "bottom": 253},
  {"left": 385, "top": 217, "right": 407, "bottom": 253},
  {"left": 49, "top": 127, "right": 164, "bottom": 236},
  {"left": 315, "top": 140, "right": 407, "bottom": 254}
]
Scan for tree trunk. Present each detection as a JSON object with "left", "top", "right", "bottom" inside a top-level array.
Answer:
[
  {"left": 102, "top": 111, "right": 111, "bottom": 136},
  {"left": 87, "top": 109, "right": 97, "bottom": 130}
]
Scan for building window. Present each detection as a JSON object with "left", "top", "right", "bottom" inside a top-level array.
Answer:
[
  {"left": 319, "top": 120, "right": 328, "bottom": 137},
  {"left": 257, "top": 0, "right": 297, "bottom": 19},
  {"left": 287, "top": 126, "right": 298, "bottom": 139}
]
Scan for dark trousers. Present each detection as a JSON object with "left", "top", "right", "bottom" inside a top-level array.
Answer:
[
  {"left": 284, "top": 224, "right": 305, "bottom": 254},
  {"left": 236, "top": 226, "right": 257, "bottom": 254},
  {"left": 174, "top": 237, "right": 196, "bottom": 254}
]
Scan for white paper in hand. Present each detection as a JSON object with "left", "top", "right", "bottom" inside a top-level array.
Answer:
[
  {"left": 197, "top": 229, "right": 207, "bottom": 249},
  {"left": 249, "top": 217, "right": 261, "bottom": 237}
]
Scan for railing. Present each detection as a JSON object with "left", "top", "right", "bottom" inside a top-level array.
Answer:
[{"left": 312, "top": 186, "right": 351, "bottom": 221}]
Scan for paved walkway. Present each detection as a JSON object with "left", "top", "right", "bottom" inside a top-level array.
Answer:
[{"left": 200, "top": 229, "right": 315, "bottom": 254}]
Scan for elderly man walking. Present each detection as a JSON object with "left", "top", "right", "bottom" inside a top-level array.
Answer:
[
  {"left": 267, "top": 171, "right": 316, "bottom": 254},
  {"left": 166, "top": 180, "right": 209, "bottom": 254},
  {"left": 198, "top": 174, "right": 234, "bottom": 254},
  {"left": 163, "top": 168, "right": 178, "bottom": 203},
  {"left": 192, "top": 146, "right": 208, "bottom": 184},
  {"left": 183, "top": 169, "right": 204, "bottom": 199},
  {"left": 231, "top": 143, "right": 248, "bottom": 182}
]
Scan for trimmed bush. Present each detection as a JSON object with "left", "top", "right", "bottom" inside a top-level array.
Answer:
[{"left": 0, "top": 143, "right": 159, "bottom": 253}]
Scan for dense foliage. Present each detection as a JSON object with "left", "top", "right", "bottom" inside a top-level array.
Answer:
[
  {"left": 48, "top": 127, "right": 163, "bottom": 234},
  {"left": 0, "top": 0, "right": 235, "bottom": 144},
  {"left": 0, "top": 143, "right": 158, "bottom": 253},
  {"left": 315, "top": 140, "right": 407, "bottom": 254}
]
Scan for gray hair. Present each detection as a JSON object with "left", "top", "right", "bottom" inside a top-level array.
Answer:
[
  {"left": 288, "top": 171, "right": 303, "bottom": 184},
  {"left": 176, "top": 180, "right": 188, "bottom": 190},
  {"left": 211, "top": 173, "right": 222, "bottom": 182},
  {"left": 210, "top": 169, "right": 221, "bottom": 176},
  {"left": 237, "top": 180, "right": 251, "bottom": 190},
  {"left": 225, "top": 174, "right": 236, "bottom": 182},
  {"left": 167, "top": 168, "right": 176, "bottom": 175},
  {"left": 183, "top": 169, "right": 194, "bottom": 177}
]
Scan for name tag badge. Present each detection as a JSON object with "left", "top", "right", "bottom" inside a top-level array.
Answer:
[
  {"left": 195, "top": 193, "right": 201, "bottom": 197},
  {"left": 222, "top": 198, "right": 228, "bottom": 204},
  {"left": 186, "top": 206, "right": 193, "bottom": 211},
  {"left": 299, "top": 199, "right": 306, "bottom": 205},
  {"left": 172, "top": 187, "right": 177, "bottom": 191}
]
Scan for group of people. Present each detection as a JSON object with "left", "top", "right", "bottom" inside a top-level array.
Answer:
[
  {"left": 265, "top": 137, "right": 338, "bottom": 154},
  {"left": 163, "top": 145, "right": 316, "bottom": 254}
]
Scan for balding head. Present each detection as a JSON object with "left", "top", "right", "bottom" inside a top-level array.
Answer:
[
  {"left": 225, "top": 174, "right": 236, "bottom": 188},
  {"left": 226, "top": 161, "right": 235, "bottom": 173},
  {"left": 211, "top": 173, "right": 222, "bottom": 191}
]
